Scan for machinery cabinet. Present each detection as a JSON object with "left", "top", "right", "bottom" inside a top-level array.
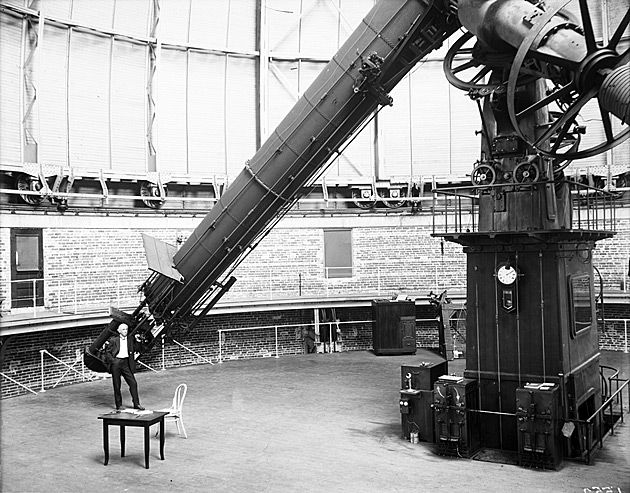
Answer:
[
  {"left": 400, "top": 390, "right": 436, "bottom": 442},
  {"left": 401, "top": 360, "right": 448, "bottom": 391},
  {"left": 516, "top": 383, "right": 562, "bottom": 469},
  {"left": 433, "top": 376, "right": 480, "bottom": 458},
  {"left": 372, "top": 300, "right": 416, "bottom": 355}
]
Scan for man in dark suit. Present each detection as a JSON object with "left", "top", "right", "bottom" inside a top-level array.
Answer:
[{"left": 103, "top": 323, "right": 145, "bottom": 411}]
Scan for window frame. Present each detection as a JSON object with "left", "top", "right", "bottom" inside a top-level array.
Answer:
[
  {"left": 323, "top": 228, "right": 353, "bottom": 279},
  {"left": 568, "top": 273, "right": 593, "bottom": 338}
]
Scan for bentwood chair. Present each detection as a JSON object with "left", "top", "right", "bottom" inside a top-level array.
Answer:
[{"left": 156, "top": 383, "right": 188, "bottom": 438}]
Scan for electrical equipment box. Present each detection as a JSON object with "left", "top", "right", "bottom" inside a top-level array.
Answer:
[
  {"left": 433, "top": 376, "right": 480, "bottom": 458},
  {"left": 372, "top": 300, "right": 416, "bottom": 355},
  {"left": 400, "top": 390, "right": 435, "bottom": 443},
  {"left": 401, "top": 360, "right": 448, "bottom": 391},
  {"left": 516, "top": 383, "right": 562, "bottom": 469}
]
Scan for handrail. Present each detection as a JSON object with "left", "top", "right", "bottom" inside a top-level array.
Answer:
[
  {"left": 217, "top": 319, "right": 373, "bottom": 363},
  {"left": 570, "top": 377, "right": 630, "bottom": 464},
  {"left": 4, "top": 273, "right": 626, "bottom": 325},
  {"left": 170, "top": 338, "right": 215, "bottom": 365},
  {"left": 432, "top": 179, "right": 620, "bottom": 235},
  {"left": 218, "top": 323, "right": 290, "bottom": 363},
  {"left": 599, "top": 365, "right": 620, "bottom": 399},
  {"left": 39, "top": 349, "right": 97, "bottom": 392},
  {"left": 136, "top": 359, "right": 160, "bottom": 373},
  {"left": 587, "top": 377, "right": 628, "bottom": 426},
  {"left": 1, "top": 264, "right": 469, "bottom": 321},
  {"left": 0, "top": 371, "right": 38, "bottom": 395}
]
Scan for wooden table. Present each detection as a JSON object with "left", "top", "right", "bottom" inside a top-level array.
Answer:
[{"left": 98, "top": 411, "right": 168, "bottom": 469}]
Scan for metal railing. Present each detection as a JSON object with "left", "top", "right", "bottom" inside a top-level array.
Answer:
[
  {"left": 571, "top": 374, "right": 629, "bottom": 465},
  {"left": 432, "top": 179, "right": 620, "bottom": 236},
  {"left": 1, "top": 262, "right": 466, "bottom": 320},
  {"left": 170, "top": 337, "right": 215, "bottom": 366},
  {"left": 1, "top": 316, "right": 376, "bottom": 397},
  {"left": 3, "top": 272, "right": 143, "bottom": 317},
  {"left": 217, "top": 319, "right": 371, "bottom": 363},
  {"left": 0, "top": 371, "right": 38, "bottom": 395},
  {"left": 39, "top": 349, "right": 102, "bottom": 392}
]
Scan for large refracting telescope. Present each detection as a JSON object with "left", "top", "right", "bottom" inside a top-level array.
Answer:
[{"left": 83, "top": 0, "right": 629, "bottom": 468}]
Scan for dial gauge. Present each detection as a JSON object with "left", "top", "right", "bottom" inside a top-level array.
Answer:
[{"left": 497, "top": 264, "right": 518, "bottom": 285}]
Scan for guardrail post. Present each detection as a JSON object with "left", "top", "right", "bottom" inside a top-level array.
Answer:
[
  {"left": 39, "top": 350, "right": 46, "bottom": 393},
  {"left": 275, "top": 326, "right": 279, "bottom": 358},
  {"left": 625, "top": 384, "right": 628, "bottom": 424},
  {"left": 161, "top": 334, "right": 165, "bottom": 371},
  {"left": 586, "top": 422, "right": 591, "bottom": 465},
  {"left": 218, "top": 330, "right": 223, "bottom": 363},
  {"left": 32, "top": 279, "right": 37, "bottom": 316},
  {"left": 608, "top": 398, "right": 614, "bottom": 436},
  {"left": 80, "top": 349, "right": 85, "bottom": 381}
]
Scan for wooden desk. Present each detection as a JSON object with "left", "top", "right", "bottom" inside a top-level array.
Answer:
[{"left": 98, "top": 411, "right": 168, "bottom": 469}]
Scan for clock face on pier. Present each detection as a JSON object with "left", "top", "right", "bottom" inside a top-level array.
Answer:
[
  {"left": 496, "top": 264, "right": 518, "bottom": 285},
  {"left": 496, "top": 262, "right": 519, "bottom": 312}
]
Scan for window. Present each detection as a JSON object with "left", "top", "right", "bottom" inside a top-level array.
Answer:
[
  {"left": 10, "top": 228, "right": 44, "bottom": 308},
  {"left": 568, "top": 274, "right": 593, "bottom": 337},
  {"left": 324, "top": 229, "right": 352, "bottom": 278}
]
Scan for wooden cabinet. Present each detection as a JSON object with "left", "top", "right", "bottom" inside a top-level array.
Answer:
[{"left": 371, "top": 300, "right": 416, "bottom": 355}]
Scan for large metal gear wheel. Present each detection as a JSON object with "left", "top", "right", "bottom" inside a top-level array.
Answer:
[
  {"left": 351, "top": 188, "right": 376, "bottom": 209},
  {"left": 140, "top": 181, "right": 167, "bottom": 209},
  {"left": 471, "top": 164, "right": 496, "bottom": 186},
  {"left": 381, "top": 188, "right": 407, "bottom": 209},
  {"left": 513, "top": 161, "right": 540, "bottom": 184},
  {"left": 16, "top": 173, "right": 44, "bottom": 205},
  {"left": 506, "top": 0, "right": 630, "bottom": 161},
  {"left": 443, "top": 31, "right": 510, "bottom": 97}
]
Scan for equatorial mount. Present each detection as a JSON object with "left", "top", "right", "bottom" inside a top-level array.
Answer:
[{"left": 506, "top": 0, "right": 630, "bottom": 161}]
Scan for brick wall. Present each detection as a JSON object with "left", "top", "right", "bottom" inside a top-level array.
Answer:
[
  {"left": 1, "top": 212, "right": 628, "bottom": 315},
  {"left": 2, "top": 300, "right": 627, "bottom": 399},
  {"left": 0, "top": 228, "right": 8, "bottom": 306},
  {"left": 1, "top": 304, "right": 448, "bottom": 399},
  {"left": 0, "top": 325, "right": 105, "bottom": 399},
  {"left": 1, "top": 212, "right": 628, "bottom": 399},
  {"left": 598, "top": 303, "right": 630, "bottom": 352}
]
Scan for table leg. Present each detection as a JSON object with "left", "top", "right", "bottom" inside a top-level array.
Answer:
[
  {"left": 159, "top": 418, "right": 165, "bottom": 460},
  {"left": 120, "top": 426, "right": 126, "bottom": 457},
  {"left": 103, "top": 421, "right": 109, "bottom": 466},
  {"left": 144, "top": 426, "right": 150, "bottom": 469}
]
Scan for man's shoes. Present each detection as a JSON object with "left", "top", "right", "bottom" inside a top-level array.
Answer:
[
  {"left": 134, "top": 405, "right": 145, "bottom": 411},
  {"left": 116, "top": 406, "right": 124, "bottom": 411}
]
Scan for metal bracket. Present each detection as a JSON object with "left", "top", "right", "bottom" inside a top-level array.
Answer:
[
  {"left": 213, "top": 175, "right": 226, "bottom": 200},
  {"left": 99, "top": 169, "right": 109, "bottom": 203},
  {"left": 352, "top": 52, "right": 393, "bottom": 106}
]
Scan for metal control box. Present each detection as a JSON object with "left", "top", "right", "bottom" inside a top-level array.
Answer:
[
  {"left": 433, "top": 376, "right": 480, "bottom": 458},
  {"left": 400, "top": 390, "right": 435, "bottom": 443},
  {"left": 401, "top": 360, "right": 448, "bottom": 391},
  {"left": 516, "top": 383, "right": 562, "bottom": 469}
]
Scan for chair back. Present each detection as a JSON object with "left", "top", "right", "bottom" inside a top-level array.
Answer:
[{"left": 172, "top": 383, "right": 187, "bottom": 411}]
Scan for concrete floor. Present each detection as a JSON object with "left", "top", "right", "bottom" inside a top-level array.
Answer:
[{"left": 1, "top": 350, "right": 629, "bottom": 493}]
